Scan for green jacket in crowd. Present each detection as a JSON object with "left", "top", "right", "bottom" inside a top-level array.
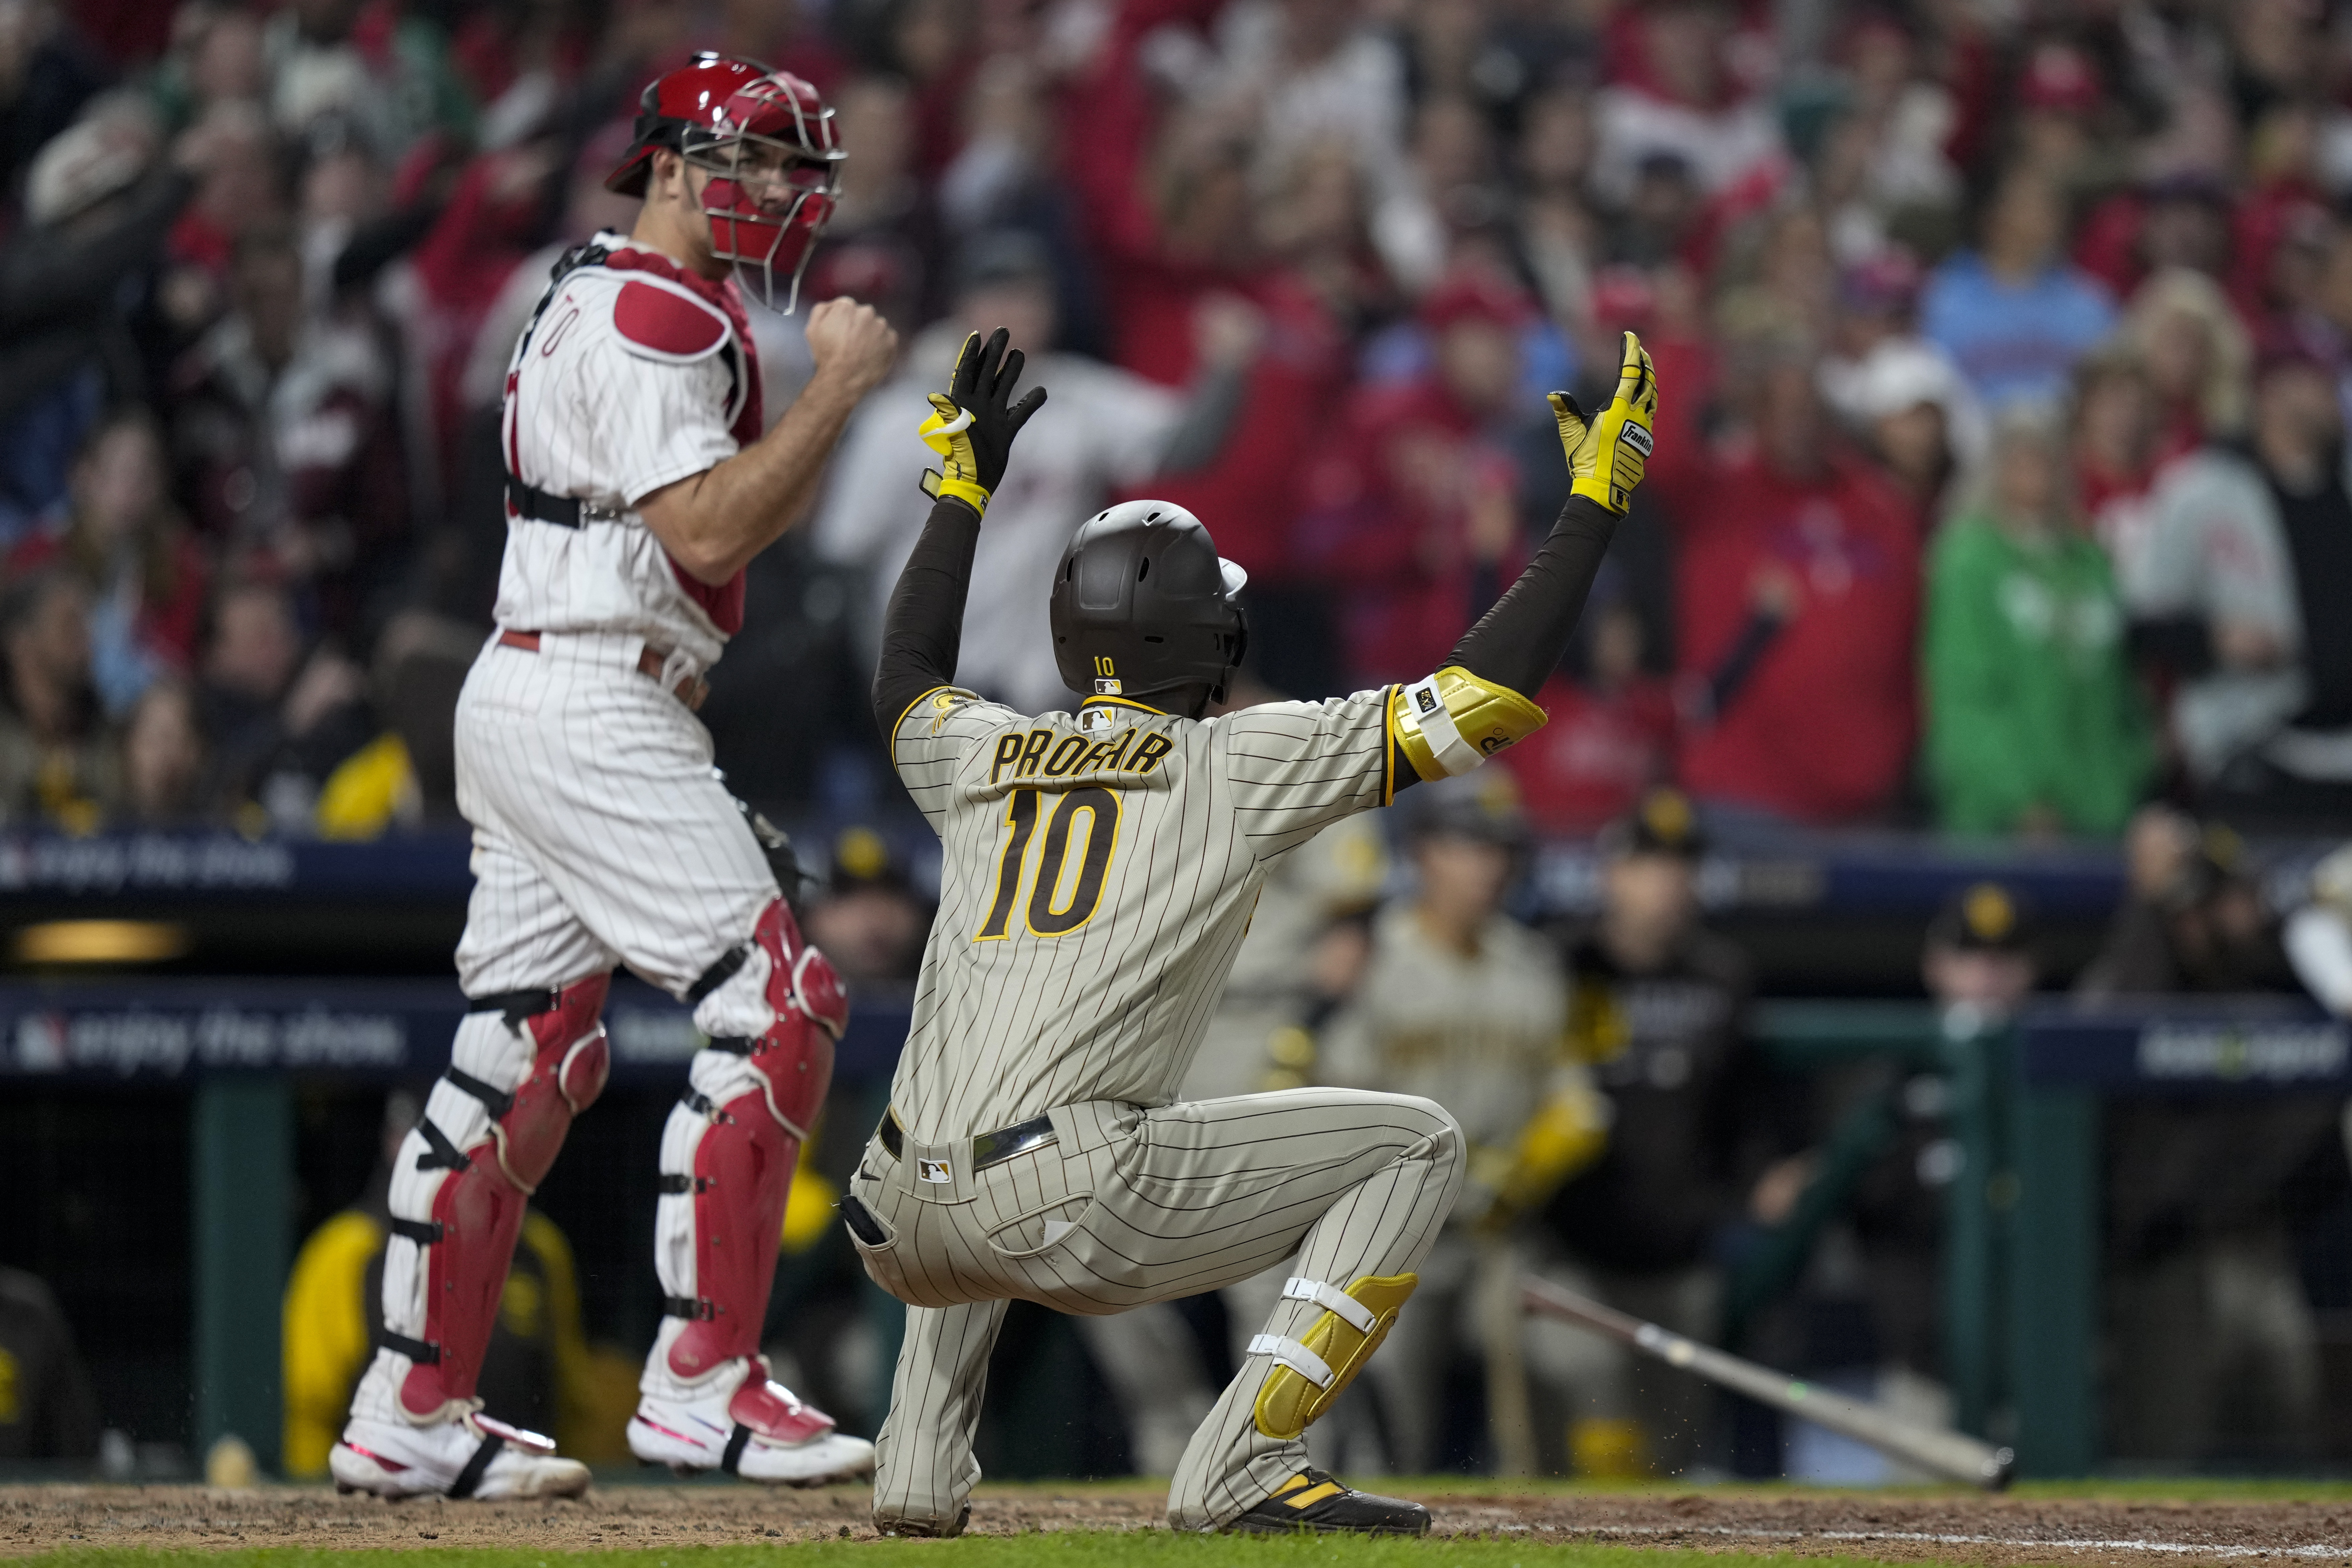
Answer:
[{"left": 1923, "top": 512, "right": 2150, "bottom": 835}]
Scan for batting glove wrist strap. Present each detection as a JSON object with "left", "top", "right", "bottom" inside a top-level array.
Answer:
[
  {"left": 917, "top": 395, "right": 992, "bottom": 517},
  {"left": 914, "top": 328, "right": 1047, "bottom": 518},
  {"left": 1550, "top": 330, "right": 1658, "bottom": 515},
  {"left": 1389, "top": 665, "right": 1549, "bottom": 780}
]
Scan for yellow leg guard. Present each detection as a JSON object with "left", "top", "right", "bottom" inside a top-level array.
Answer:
[{"left": 1249, "top": 1273, "right": 1418, "bottom": 1441}]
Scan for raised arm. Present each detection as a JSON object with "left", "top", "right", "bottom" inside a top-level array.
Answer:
[
  {"left": 1387, "top": 332, "right": 1660, "bottom": 790},
  {"left": 871, "top": 497, "right": 984, "bottom": 736},
  {"left": 869, "top": 327, "right": 1048, "bottom": 736},
  {"left": 638, "top": 298, "right": 899, "bottom": 584}
]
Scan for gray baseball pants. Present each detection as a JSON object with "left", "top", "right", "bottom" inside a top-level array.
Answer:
[{"left": 844, "top": 1089, "right": 1463, "bottom": 1532}]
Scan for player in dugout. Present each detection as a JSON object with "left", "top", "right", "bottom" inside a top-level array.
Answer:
[{"left": 843, "top": 324, "right": 1659, "bottom": 1536}]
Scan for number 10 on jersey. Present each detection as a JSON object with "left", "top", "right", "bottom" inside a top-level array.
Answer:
[{"left": 975, "top": 786, "right": 1122, "bottom": 940}]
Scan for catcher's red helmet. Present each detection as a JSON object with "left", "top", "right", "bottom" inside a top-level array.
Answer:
[{"left": 605, "top": 54, "right": 844, "bottom": 313}]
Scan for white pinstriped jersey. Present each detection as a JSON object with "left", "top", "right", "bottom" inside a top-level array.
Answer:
[
  {"left": 496, "top": 233, "right": 760, "bottom": 671},
  {"left": 887, "top": 685, "right": 1399, "bottom": 1141}
]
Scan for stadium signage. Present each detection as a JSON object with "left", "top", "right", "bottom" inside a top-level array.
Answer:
[
  {"left": 0, "top": 980, "right": 911, "bottom": 1083},
  {"left": 0, "top": 833, "right": 297, "bottom": 895},
  {"left": 2134, "top": 1020, "right": 2349, "bottom": 1084},
  {"left": 11, "top": 1006, "right": 407, "bottom": 1077},
  {"left": 2020, "top": 1001, "right": 2352, "bottom": 1091}
]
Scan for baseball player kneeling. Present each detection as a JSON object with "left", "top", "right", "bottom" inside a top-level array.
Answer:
[{"left": 847, "top": 327, "right": 1660, "bottom": 1535}]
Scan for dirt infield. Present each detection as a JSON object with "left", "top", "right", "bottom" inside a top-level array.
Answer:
[{"left": 4, "top": 1482, "right": 2350, "bottom": 1563}]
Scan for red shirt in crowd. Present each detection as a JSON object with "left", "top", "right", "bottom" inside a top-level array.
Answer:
[
  {"left": 1666, "top": 449, "right": 1921, "bottom": 823},
  {"left": 1141, "top": 271, "right": 1351, "bottom": 584},
  {"left": 1058, "top": 0, "right": 1350, "bottom": 585},
  {"left": 1293, "top": 379, "right": 1519, "bottom": 687},
  {"left": 1499, "top": 673, "right": 1679, "bottom": 835}
]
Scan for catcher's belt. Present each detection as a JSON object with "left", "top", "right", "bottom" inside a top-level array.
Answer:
[
  {"left": 878, "top": 1107, "right": 1057, "bottom": 1173},
  {"left": 496, "top": 627, "right": 708, "bottom": 712}
]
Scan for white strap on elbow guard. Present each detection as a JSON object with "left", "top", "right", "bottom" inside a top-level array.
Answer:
[{"left": 1402, "top": 676, "right": 1484, "bottom": 777}]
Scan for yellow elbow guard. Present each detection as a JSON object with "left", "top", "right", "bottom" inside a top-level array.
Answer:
[{"left": 1389, "top": 666, "right": 1548, "bottom": 780}]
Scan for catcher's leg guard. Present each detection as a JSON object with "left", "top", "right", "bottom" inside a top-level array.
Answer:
[
  {"left": 656, "top": 898, "right": 847, "bottom": 1382},
  {"left": 633, "top": 900, "right": 868, "bottom": 1483},
  {"left": 1248, "top": 1273, "right": 1419, "bottom": 1441},
  {"left": 384, "top": 975, "right": 610, "bottom": 1419}
]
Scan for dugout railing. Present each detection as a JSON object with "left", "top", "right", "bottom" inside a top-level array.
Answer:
[{"left": 1742, "top": 998, "right": 2349, "bottom": 1477}]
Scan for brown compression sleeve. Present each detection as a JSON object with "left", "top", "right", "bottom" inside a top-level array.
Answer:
[
  {"left": 1443, "top": 495, "right": 1620, "bottom": 698},
  {"left": 871, "top": 498, "right": 982, "bottom": 739}
]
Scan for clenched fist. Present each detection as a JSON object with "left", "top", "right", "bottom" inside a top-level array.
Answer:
[{"left": 805, "top": 297, "right": 899, "bottom": 400}]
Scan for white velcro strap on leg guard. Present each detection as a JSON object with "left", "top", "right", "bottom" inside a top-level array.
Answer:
[
  {"left": 1246, "top": 1334, "right": 1335, "bottom": 1389},
  {"left": 1281, "top": 1276, "right": 1378, "bottom": 1334},
  {"left": 1400, "top": 677, "right": 1483, "bottom": 777},
  {"left": 1250, "top": 1271, "right": 1418, "bottom": 1440}
]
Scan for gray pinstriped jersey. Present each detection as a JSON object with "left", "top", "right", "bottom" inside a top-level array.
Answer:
[{"left": 887, "top": 684, "right": 1397, "bottom": 1141}]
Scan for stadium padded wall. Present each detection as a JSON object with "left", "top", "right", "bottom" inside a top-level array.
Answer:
[
  {"left": 193, "top": 1076, "right": 292, "bottom": 1474},
  {"left": 2008, "top": 1085, "right": 2100, "bottom": 1477}
]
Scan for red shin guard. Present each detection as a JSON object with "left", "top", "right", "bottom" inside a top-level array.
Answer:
[
  {"left": 667, "top": 902, "right": 844, "bottom": 1381},
  {"left": 400, "top": 975, "right": 610, "bottom": 1417}
]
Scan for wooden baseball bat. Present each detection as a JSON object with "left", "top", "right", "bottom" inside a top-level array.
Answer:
[{"left": 1522, "top": 1275, "right": 2014, "bottom": 1490}]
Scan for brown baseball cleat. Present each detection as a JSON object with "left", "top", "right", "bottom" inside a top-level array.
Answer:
[{"left": 1228, "top": 1469, "right": 1430, "bottom": 1535}]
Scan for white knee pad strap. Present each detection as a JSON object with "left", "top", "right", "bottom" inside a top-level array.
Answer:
[
  {"left": 1282, "top": 1275, "right": 1379, "bottom": 1333},
  {"left": 1247, "top": 1334, "right": 1335, "bottom": 1388},
  {"left": 1245, "top": 1275, "right": 1381, "bottom": 1389}
]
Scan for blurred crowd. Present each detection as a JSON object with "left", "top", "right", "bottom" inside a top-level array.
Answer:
[{"left": 3, "top": 0, "right": 2352, "bottom": 841}]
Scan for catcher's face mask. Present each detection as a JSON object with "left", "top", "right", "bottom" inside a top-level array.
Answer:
[{"left": 681, "top": 72, "right": 843, "bottom": 314}]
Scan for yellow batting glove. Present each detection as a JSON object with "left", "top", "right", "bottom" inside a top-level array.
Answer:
[
  {"left": 1475, "top": 1079, "right": 1612, "bottom": 1234},
  {"left": 1548, "top": 330, "right": 1658, "bottom": 515},
  {"left": 917, "top": 332, "right": 994, "bottom": 516}
]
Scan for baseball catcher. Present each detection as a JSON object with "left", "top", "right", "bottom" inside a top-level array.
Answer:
[
  {"left": 328, "top": 55, "right": 896, "bottom": 1500},
  {"left": 846, "top": 326, "right": 1660, "bottom": 1533}
]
